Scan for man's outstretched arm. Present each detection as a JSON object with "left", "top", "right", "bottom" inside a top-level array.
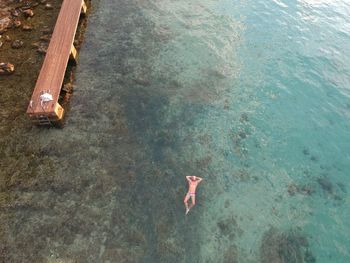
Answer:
[
  {"left": 186, "top": 176, "right": 191, "bottom": 181},
  {"left": 197, "top": 177, "right": 203, "bottom": 183}
]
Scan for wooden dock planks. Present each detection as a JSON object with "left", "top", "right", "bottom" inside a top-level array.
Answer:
[{"left": 27, "top": 0, "right": 86, "bottom": 124}]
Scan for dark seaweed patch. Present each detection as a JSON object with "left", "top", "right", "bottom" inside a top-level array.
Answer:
[
  {"left": 260, "top": 227, "right": 316, "bottom": 263},
  {"left": 317, "top": 177, "right": 333, "bottom": 194},
  {"left": 310, "top": 156, "right": 318, "bottom": 162},
  {"left": 302, "top": 148, "right": 310, "bottom": 156}
]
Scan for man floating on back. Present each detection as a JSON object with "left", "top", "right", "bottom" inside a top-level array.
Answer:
[{"left": 184, "top": 176, "right": 203, "bottom": 215}]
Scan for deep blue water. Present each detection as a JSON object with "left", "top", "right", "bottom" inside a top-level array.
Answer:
[{"left": 1, "top": 0, "right": 350, "bottom": 262}]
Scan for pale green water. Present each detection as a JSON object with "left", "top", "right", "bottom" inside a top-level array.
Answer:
[{"left": 1, "top": 0, "right": 350, "bottom": 262}]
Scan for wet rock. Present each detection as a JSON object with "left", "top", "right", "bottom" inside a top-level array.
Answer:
[
  {"left": 45, "top": 3, "right": 53, "bottom": 10},
  {"left": 22, "top": 24, "right": 33, "bottom": 31},
  {"left": 13, "top": 19, "right": 21, "bottom": 28},
  {"left": 62, "top": 83, "right": 74, "bottom": 93},
  {"left": 0, "top": 62, "right": 15, "bottom": 75},
  {"left": 40, "top": 25, "right": 52, "bottom": 34},
  {"left": 31, "top": 2, "right": 40, "bottom": 8},
  {"left": 11, "top": 9, "right": 21, "bottom": 17},
  {"left": 20, "top": 3, "right": 32, "bottom": 10},
  {"left": 39, "top": 34, "right": 51, "bottom": 42},
  {"left": 11, "top": 39, "right": 24, "bottom": 49},
  {"left": 37, "top": 46, "right": 47, "bottom": 54},
  {"left": 0, "top": 17, "right": 12, "bottom": 34},
  {"left": 31, "top": 42, "right": 39, "bottom": 48},
  {"left": 22, "top": 9, "right": 34, "bottom": 17}
]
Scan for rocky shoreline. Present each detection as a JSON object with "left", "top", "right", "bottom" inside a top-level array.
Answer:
[
  {"left": 0, "top": 0, "right": 89, "bottom": 130},
  {"left": 0, "top": 0, "right": 57, "bottom": 75}
]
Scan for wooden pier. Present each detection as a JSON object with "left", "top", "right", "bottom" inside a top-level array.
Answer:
[{"left": 26, "top": 0, "right": 87, "bottom": 126}]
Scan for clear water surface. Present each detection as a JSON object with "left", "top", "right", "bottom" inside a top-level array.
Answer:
[{"left": 1, "top": 0, "right": 350, "bottom": 262}]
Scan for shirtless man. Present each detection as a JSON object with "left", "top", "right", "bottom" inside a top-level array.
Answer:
[{"left": 184, "top": 176, "right": 203, "bottom": 215}]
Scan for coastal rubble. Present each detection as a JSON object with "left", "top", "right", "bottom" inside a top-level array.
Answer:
[{"left": 0, "top": 62, "right": 14, "bottom": 75}]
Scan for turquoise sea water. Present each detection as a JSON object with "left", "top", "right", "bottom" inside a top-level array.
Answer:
[{"left": 1, "top": 0, "right": 350, "bottom": 262}]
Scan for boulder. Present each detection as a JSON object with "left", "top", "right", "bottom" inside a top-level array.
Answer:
[
  {"left": 11, "top": 9, "right": 21, "bottom": 17},
  {"left": 11, "top": 40, "right": 24, "bottom": 49},
  {"left": 36, "top": 43, "right": 48, "bottom": 54},
  {"left": 39, "top": 34, "right": 51, "bottom": 42},
  {"left": 22, "top": 9, "right": 35, "bottom": 17},
  {"left": 0, "top": 63, "right": 15, "bottom": 75},
  {"left": 22, "top": 25, "right": 33, "bottom": 31},
  {"left": 0, "top": 17, "right": 12, "bottom": 34},
  {"left": 13, "top": 20, "right": 21, "bottom": 28},
  {"left": 44, "top": 4, "right": 53, "bottom": 10}
]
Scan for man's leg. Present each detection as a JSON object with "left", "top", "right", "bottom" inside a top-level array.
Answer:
[
  {"left": 184, "top": 193, "right": 190, "bottom": 213},
  {"left": 189, "top": 195, "right": 196, "bottom": 210}
]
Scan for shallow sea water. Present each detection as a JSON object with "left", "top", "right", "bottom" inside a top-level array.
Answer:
[{"left": 1, "top": 0, "right": 350, "bottom": 262}]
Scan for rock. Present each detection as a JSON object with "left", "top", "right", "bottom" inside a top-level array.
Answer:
[
  {"left": 31, "top": 42, "right": 40, "bottom": 48},
  {"left": 37, "top": 44, "right": 47, "bottom": 54},
  {"left": 31, "top": 2, "right": 40, "bottom": 8},
  {"left": 0, "top": 41, "right": 3, "bottom": 48},
  {"left": 0, "top": 17, "right": 13, "bottom": 34},
  {"left": 22, "top": 9, "right": 35, "bottom": 17},
  {"left": 11, "top": 40, "right": 24, "bottom": 49},
  {"left": 62, "top": 83, "right": 74, "bottom": 93},
  {"left": 11, "top": 9, "right": 21, "bottom": 17},
  {"left": 4, "top": 35, "right": 11, "bottom": 42},
  {"left": 44, "top": 3, "right": 53, "bottom": 10},
  {"left": 20, "top": 3, "right": 32, "bottom": 10},
  {"left": 22, "top": 25, "right": 33, "bottom": 31},
  {"left": 41, "top": 26, "right": 52, "bottom": 34},
  {"left": 0, "top": 62, "right": 15, "bottom": 75},
  {"left": 13, "top": 20, "right": 21, "bottom": 28},
  {"left": 39, "top": 34, "right": 51, "bottom": 42},
  {"left": 40, "top": 0, "right": 47, "bottom": 4}
]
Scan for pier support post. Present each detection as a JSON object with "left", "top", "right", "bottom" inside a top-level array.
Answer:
[
  {"left": 69, "top": 45, "right": 78, "bottom": 63},
  {"left": 81, "top": 1, "right": 87, "bottom": 15}
]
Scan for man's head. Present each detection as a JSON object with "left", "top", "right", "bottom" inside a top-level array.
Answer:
[{"left": 190, "top": 176, "right": 197, "bottom": 181}]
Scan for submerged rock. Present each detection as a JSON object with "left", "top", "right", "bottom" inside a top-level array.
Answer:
[{"left": 0, "top": 62, "right": 15, "bottom": 75}]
